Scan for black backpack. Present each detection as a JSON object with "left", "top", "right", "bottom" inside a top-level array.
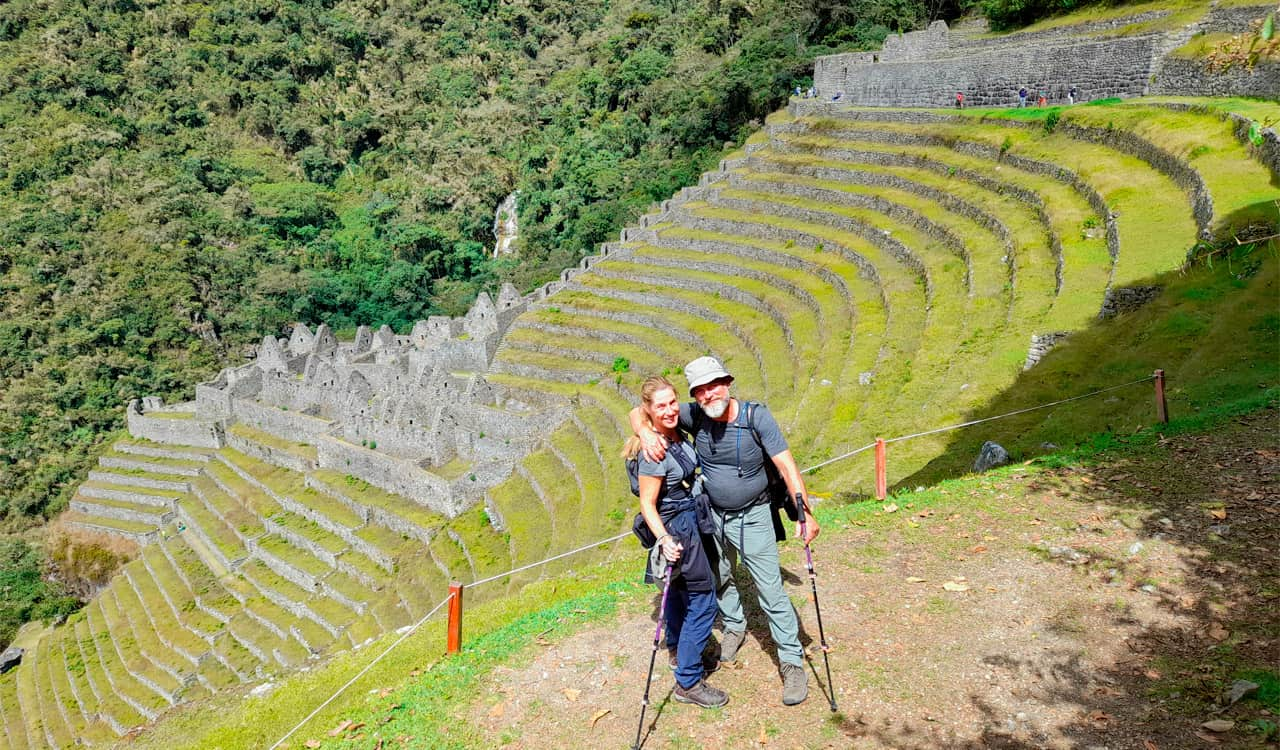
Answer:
[{"left": 627, "top": 434, "right": 696, "bottom": 548}]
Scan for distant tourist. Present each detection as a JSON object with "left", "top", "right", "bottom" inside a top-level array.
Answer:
[
  {"left": 832, "top": 90, "right": 843, "bottom": 101},
  {"left": 1068, "top": 85, "right": 1078, "bottom": 105},
  {"left": 794, "top": 85, "right": 802, "bottom": 97},
  {"left": 1037, "top": 91, "right": 1047, "bottom": 107},
  {"left": 1018, "top": 87, "right": 1028, "bottom": 108},
  {"left": 806, "top": 86, "right": 815, "bottom": 98},
  {"left": 955, "top": 91, "right": 965, "bottom": 109}
]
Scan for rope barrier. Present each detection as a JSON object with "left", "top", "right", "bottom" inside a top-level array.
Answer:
[
  {"left": 800, "top": 442, "right": 877, "bottom": 475},
  {"left": 882, "top": 375, "right": 1156, "bottom": 445},
  {"left": 470, "top": 531, "right": 632, "bottom": 589},
  {"left": 267, "top": 594, "right": 452, "bottom": 750}
]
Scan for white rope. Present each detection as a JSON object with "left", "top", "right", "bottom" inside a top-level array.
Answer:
[
  {"left": 800, "top": 442, "right": 877, "bottom": 474},
  {"left": 882, "top": 375, "right": 1156, "bottom": 445},
  {"left": 470, "top": 531, "right": 631, "bottom": 588},
  {"left": 267, "top": 594, "right": 452, "bottom": 750}
]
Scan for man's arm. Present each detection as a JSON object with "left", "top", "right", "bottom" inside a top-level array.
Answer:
[
  {"left": 628, "top": 406, "right": 667, "bottom": 462},
  {"left": 770, "top": 449, "right": 819, "bottom": 545}
]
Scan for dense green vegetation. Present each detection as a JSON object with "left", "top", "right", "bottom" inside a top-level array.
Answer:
[
  {"left": 0, "top": 0, "right": 969, "bottom": 530},
  {"left": 0, "top": 538, "right": 79, "bottom": 649}
]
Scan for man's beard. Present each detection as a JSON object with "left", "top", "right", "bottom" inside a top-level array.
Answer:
[{"left": 703, "top": 396, "right": 729, "bottom": 419}]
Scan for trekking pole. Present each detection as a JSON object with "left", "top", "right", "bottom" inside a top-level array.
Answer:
[
  {"left": 632, "top": 563, "right": 675, "bottom": 750},
  {"left": 798, "top": 493, "right": 838, "bottom": 712}
]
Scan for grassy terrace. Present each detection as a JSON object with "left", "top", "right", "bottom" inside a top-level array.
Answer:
[
  {"left": 178, "top": 496, "right": 248, "bottom": 564},
  {"left": 80, "top": 480, "right": 186, "bottom": 501},
  {"left": 519, "top": 448, "right": 581, "bottom": 556},
  {"left": 100, "top": 450, "right": 205, "bottom": 473},
  {"left": 227, "top": 423, "right": 318, "bottom": 462},
  {"left": 166, "top": 538, "right": 242, "bottom": 624},
  {"left": 139, "top": 545, "right": 225, "bottom": 641},
  {"left": 309, "top": 469, "right": 444, "bottom": 538},
  {"left": 107, "top": 582, "right": 190, "bottom": 689},
  {"left": 973, "top": 102, "right": 1280, "bottom": 231},
  {"left": 486, "top": 472, "right": 552, "bottom": 584},
  {"left": 71, "top": 494, "right": 172, "bottom": 521},
  {"left": 531, "top": 291, "right": 768, "bottom": 396},
  {"left": 191, "top": 478, "right": 264, "bottom": 539},
  {"left": 220, "top": 449, "right": 363, "bottom": 531},
  {"left": 630, "top": 240, "right": 856, "bottom": 431},
  {"left": 743, "top": 152, "right": 1060, "bottom": 325},
  {"left": 256, "top": 534, "right": 332, "bottom": 580},
  {"left": 71, "top": 617, "right": 147, "bottom": 731},
  {"left": 202, "top": 458, "right": 275, "bottom": 513},
  {"left": 83, "top": 602, "right": 171, "bottom": 716},
  {"left": 60, "top": 510, "right": 157, "bottom": 536},
  {"left": 577, "top": 267, "right": 798, "bottom": 400},
  {"left": 796, "top": 116, "right": 1199, "bottom": 286},
  {"left": 94, "top": 592, "right": 182, "bottom": 701}
]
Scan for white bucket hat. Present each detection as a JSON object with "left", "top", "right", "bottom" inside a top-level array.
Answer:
[{"left": 684, "top": 356, "right": 733, "bottom": 396}]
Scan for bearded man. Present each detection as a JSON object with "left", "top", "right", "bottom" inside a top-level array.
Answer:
[{"left": 630, "top": 356, "right": 820, "bottom": 705}]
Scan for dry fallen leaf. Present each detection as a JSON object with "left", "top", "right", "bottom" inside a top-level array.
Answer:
[
  {"left": 1201, "top": 719, "right": 1235, "bottom": 732},
  {"left": 1144, "top": 669, "right": 1162, "bottom": 680},
  {"left": 1209, "top": 508, "right": 1228, "bottom": 520},
  {"left": 883, "top": 503, "right": 899, "bottom": 514},
  {"left": 305, "top": 741, "right": 322, "bottom": 749},
  {"left": 1192, "top": 731, "right": 1221, "bottom": 744},
  {"left": 328, "top": 720, "right": 353, "bottom": 737},
  {"left": 562, "top": 688, "right": 581, "bottom": 702},
  {"left": 1087, "top": 709, "right": 1112, "bottom": 723},
  {"left": 758, "top": 722, "right": 769, "bottom": 745},
  {"left": 942, "top": 581, "right": 970, "bottom": 592},
  {"left": 535, "top": 636, "right": 553, "bottom": 646},
  {"left": 589, "top": 709, "right": 611, "bottom": 728},
  {"left": 1208, "top": 624, "right": 1230, "bottom": 641},
  {"left": 488, "top": 702, "right": 505, "bottom": 718},
  {"left": 906, "top": 576, "right": 927, "bottom": 583},
  {"left": 1143, "top": 739, "right": 1160, "bottom": 750},
  {"left": 970, "top": 545, "right": 988, "bottom": 554}
]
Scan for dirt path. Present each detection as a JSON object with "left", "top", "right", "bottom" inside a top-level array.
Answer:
[{"left": 460, "top": 411, "right": 1277, "bottom": 749}]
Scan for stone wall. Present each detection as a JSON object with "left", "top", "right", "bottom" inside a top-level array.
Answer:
[
  {"left": 1153, "top": 57, "right": 1280, "bottom": 99},
  {"left": 815, "top": 32, "right": 1163, "bottom": 108},
  {"left": 126, "top": 400, "right": 225, "bottom": 449},
  {"left": 230, "top": 398, "right": 335, "bottom": 441},
  {"left": 812, "top": 6, "right": 1278, "bottom": 107},
  {"left": 314, "top": 436, "right": 458, "bottom": 517}
]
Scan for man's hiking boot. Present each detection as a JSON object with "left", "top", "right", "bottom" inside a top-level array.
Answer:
[
  {"left": 719, "top": 629, "right": 747, "bottom": 662},
  {"left": 673, "top": 679, "right": 729, "bottom": 709},
  {"left": 668, "top": 648, "right": 719, "bottom": 674},
  {"left": 780, "top": 662, "right": 809, "bottom": 706}
]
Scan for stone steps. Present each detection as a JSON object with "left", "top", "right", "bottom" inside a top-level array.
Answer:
[
  {"left": 29, "top": 635, "right": 72, "bottom": 749},
  {"left": 486, "top": 471, "right": 553, "bottom": 584},
  {"left": 92, "top": 593, "right": 182, "bottom": 707},
  {"left": 113, "top": 439, "right": 213, "bottom": 463},
  {"left": 306, "top": 469, "right": 444, "bottom": 546},
  {"left": 70, "top": 491, "right": 174, "bottom": 526},
  {"left": 82, "top": 601, "right": 168, "bottom": 720}
]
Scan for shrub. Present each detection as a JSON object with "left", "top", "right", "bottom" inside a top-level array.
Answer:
[
  {"left": 44, "top": 521, "right": 138, "bottom": 601},
  {"left": 0, "top": 535, "right": 80, "bottom": 649}
]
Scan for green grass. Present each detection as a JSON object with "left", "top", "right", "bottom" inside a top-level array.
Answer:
[
  {"left": 227, "top": 423, "right": 318, "bottom": 460},
  {"left": 310, "top": 469, "right": 445, "bottom": 536},
  {"left": 486, "top": 472, "right": 552, "bottom": 581}
]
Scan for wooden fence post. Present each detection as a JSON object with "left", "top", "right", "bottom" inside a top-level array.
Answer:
[
  {"left": 1153, "top": 369, "right": 1168, "bottom": 424},
  {"left": 874, "top": 438, "right": 887, "bottom": 501},
  {"left": 447, "top": 583, "right": 464, "bottom": 653}
]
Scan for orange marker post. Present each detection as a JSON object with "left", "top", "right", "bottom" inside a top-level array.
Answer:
[
  {"left": 1153, "top": 369, "right": 1168, "bottom": 424},
  {"left": 447, "top": 583, "right": 464, "bottom": 653},
  {"left": 874, "top": 438, "right": 887, "bottom": 501}
]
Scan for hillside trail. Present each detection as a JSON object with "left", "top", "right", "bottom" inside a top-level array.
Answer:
[{"left": 459, "top": 411, "right": 1278, "bottom": 749}]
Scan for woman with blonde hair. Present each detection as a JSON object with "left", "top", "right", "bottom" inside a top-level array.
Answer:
[{"left": 622, "top": 375, "right": 727, "bottom": 708}]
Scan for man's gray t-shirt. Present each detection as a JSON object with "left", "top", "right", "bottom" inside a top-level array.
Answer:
[
  {"left": 638, "top": 440, "right": 697, "bottom": 501},
  {"left": 679, "top": 401, "right": 788, "bottom": 511}
]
